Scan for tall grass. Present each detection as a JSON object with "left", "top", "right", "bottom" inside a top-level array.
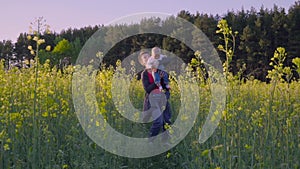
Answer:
[{"left": 0, "top": 58, "right": 299, "bottom": 168}]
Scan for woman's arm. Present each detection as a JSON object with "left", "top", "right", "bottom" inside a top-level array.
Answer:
[{"left": 141, "top": 70, "right": 157, "bottom": 93}]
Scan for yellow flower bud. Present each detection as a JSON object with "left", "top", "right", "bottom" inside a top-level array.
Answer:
[
  {"left": 166, "top": 152, "right": 171, "bottom": 158},
  {"left": 30, "top": 50, "right": 35, "bottom": 55},
  {"left": 194, "top": 50, "right": 201, "bottom": 57},
  {"left": 33, "top": 36, "right": 38, "bottom": 41},
  {"left": 218, "top": 45, "right": 224, "bottom": 51},
  {"left": 28, "top": 45, "right": 33, "bottom": 50},
  {"left": 27, "top": 35, "right": 32, "bottom": 40},
  {"left": 46, "top": 45, "right": 51, "bottom": 51},
  {"left": 4, "top": 144, "right": 10, "bottom": 151},
  {"left": 37, "top": 39, "right": 45, "bottom": 45},
  {"left": 46, "top": 28, "right": 51, "bottom": 34},
  {"left": 96, "top": 51, "right": 103, "bottom": 58}
]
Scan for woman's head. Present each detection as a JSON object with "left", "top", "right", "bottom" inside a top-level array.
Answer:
[{"left": 138, "top": 51, "right": 150, "bottom": 67}]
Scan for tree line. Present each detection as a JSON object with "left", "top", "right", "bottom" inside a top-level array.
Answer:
[{"left": 0, "top": 2, "right": 300, "bottom": 81}]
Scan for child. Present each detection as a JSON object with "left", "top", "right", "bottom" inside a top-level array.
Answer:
[
  {"left": 151, "top": 47, "right": 169, "bottom": 71},
  {"left": 146, "top": 57, "right": 171, "bottom": 92}
]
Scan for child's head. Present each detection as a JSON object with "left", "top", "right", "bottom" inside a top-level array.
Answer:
[{"left": 151, "top": 47, "right": 161, "bottom": 58}]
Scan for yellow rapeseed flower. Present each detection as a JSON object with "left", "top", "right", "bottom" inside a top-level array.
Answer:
[
  {"left": 4, "top": 144, "right": 10, "bottom": 151},
  {"left": 62, "top": 164, "right": 69, "bottom": 169},
  {"left": 166, "top": 152, "right": 171, "bottom": 158},
  {"left": 46, "top": 45, "right": 51, "bottom": 51},
  {"left": 37, "top": 39, "right": 45, "bottom": 45},
  {"left": 33, "top": 36, "right": 38, "bottom": 41},
  {"left": 28, "top": 45, "right": 33, "bottom": 50}
]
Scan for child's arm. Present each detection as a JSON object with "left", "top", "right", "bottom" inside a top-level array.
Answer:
[
  {"left": 158, "top": 55, "right": 172, "bottom": 65},
  {"left": 152, "top": 71, "right": 163, "bottom": 91}
]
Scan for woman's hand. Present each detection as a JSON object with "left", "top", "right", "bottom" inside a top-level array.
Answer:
[{"left": 151, "top": 68, "right": 157, "bottom": 72}]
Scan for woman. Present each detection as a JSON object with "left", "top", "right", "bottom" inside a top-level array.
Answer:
[
  {"left": 141, "top": 57, "right": 172, "bottom": 143},
  {"left": 137, "top": 51, "right": 151, "bottom": 80}
]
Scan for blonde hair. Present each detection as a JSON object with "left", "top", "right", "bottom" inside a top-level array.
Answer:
[
  {"left": 151, "top": 47, "right": 161, "bottom": 56},
  {"left": 138, "top": 51, "right": 150, "bottom": 66},
  {"left": 146, "top": 57, "right": 159, "bottom": 69}
]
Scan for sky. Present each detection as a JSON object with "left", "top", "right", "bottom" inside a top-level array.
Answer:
[{"left": 0, "top": 0, "right": 297, "bottom": 42}]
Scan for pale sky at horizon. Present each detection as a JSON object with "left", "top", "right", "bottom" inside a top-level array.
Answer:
[{"left": 0, "top": 0, "right": 297, "bottom": 42}]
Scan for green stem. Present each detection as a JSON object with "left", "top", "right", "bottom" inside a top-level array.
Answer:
[
  {"left": 32, "top": 20, "right": 40, "bottom": 169},
  {"left": 265, "top": 79, "right": 276, "bottom": 167},
  {"left": 251, "top": 127, "right": 256, "bottom": 169}
]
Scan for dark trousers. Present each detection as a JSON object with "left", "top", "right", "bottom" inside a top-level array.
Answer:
[{"left": 149, "top": 101, "right": 171, "bottom": 138}]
